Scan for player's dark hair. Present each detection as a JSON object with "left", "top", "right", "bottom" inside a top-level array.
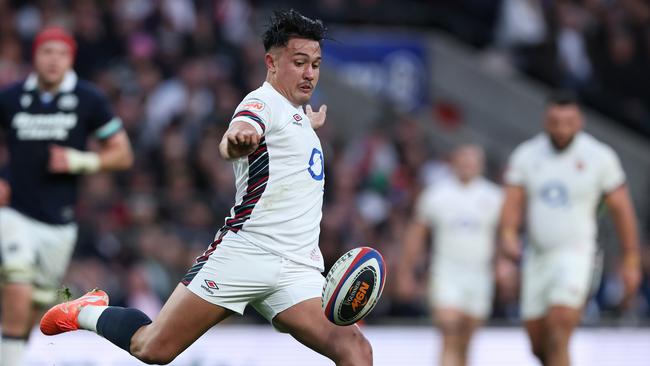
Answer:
[
  {"left": 546, "top": 90, "right": 579, "bottom": 106},
  {"left": 262, "top": 9, "right": 327, "bottom": 52}
]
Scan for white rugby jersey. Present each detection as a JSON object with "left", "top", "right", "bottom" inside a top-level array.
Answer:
[
  {"left": 505, "top": 132, "right": 625, "bottom": 251},
  {"left": 223, "top": 82, "right": 325, "bottom": 270},
  {"left": 416, "top": 176, "right": 503, "bottom": 267}
]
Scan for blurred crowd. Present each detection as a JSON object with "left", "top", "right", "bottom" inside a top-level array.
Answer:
[
  {"left": 0, "top": 0, "right": 649, "bottom": 324},
  {"left": 426, "top": 0, "right": 650, "bottom": 137}
]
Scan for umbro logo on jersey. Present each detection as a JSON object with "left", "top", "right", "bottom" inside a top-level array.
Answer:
[
  {"left": 205, "top": 279, "right": 219, "bottom": 289},
  {"left": 201, "top": 279, "right": 220, "bottom": 295},
  {"left": 292, "top": 114, "right": 303, "bottom": 126}
]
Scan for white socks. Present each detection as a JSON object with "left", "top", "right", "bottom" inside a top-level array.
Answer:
[
  {"left": 78, "top": 305, "right": 109, "bottom": 333},
  {"left": 0, "top": 337, "right": 26, "bottom": 366}
]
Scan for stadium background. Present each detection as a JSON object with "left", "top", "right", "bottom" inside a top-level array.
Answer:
[{"left": 1, "top": 0, "right": 649, "bottom": 364}]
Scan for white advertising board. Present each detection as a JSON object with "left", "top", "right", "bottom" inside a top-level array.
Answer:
[{"left": 23, "top": 326, "right": 650, "bottom": 365}]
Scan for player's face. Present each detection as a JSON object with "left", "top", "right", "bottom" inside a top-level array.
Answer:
[
  {"left": 452, "top": 146, "right": 483, "bottom": 182},
  {"left": 544, "top": 104, "right": 583, "bottom": 150},
  {"left": 272, "top": 38, "right": 321, "bottom": 105},
  {"left": 34, "top": 41, "right": 73, "bottom": 87}
]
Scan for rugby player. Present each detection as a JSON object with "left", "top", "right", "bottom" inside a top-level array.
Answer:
[
  {"left": 0, "top": 26, "right": 133, "bottom": 366},
  {"left": 500, "top": 92, "right": 641, "bottom": 366},
  {"left": 40, "top": 10, "right": 373, "bottom": 366}
]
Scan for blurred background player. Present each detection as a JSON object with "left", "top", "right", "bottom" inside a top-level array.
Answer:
[
  {"left": 398, "top": 144, "right": 503, "bottom": 366},
  {"left": 40, "top": 10, "right": 373, "bottom": 366},
  {"left": 0, "top": 26, "right": 133, "bottom": 366},
  {"left": 500, "top": 91, "right": 642, "bottom": 366}
]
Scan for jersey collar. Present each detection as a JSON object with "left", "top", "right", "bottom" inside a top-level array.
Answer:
[
  {"left": 23, "top": 71, "right": 78, "bottom": 93},
  {"left": 543, "top": 131, "right": 584, "bottom": 155},
  {"left": 263, "top": 81, "right": 301, "bottom": 109},
  {"left": 452, "top": 175, "right": 482, "bottom": 189}
]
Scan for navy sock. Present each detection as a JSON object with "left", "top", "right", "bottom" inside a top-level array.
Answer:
[
  {"left": 1, "top": 334, "right": 29, "bottom": 341},
  {"left": 96, "top": 307, "right": 152, "bottom": 353}
]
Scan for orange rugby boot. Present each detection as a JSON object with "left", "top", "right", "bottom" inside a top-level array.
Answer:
[{"left": 40, "top": 289, "right": 109, "bottom": 335}]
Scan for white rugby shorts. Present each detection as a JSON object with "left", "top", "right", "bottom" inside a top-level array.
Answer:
[
  {"left": 184, "top": 232, "right": 324, "bottom": 322},
  {"left": 430, "top": 258, "right": 494, "bottom": 319},
  {"left": 521, "top": 245, "right": 597, "bottom": 320},
  {"left": 0, "top": 207, "right": 77, "bottom": 305}
]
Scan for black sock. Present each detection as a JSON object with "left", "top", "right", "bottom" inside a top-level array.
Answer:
[
  {"left": 1, "top": 334, "right": 29, "bottom": 341},
  {"left": 96, "top": 307, "right": 152, "bottom": 353}
]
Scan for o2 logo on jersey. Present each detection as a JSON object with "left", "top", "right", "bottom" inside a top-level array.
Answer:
[
  {"left": 308, "top": 148, "right": 324, "bottom": 181},
  {"left": 539, "top": 181, "right": 569, "bottom": 208}
]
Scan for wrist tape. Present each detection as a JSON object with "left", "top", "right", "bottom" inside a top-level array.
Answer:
[{"left": 66, "top": 148, "right": 100, "bottom": 174}]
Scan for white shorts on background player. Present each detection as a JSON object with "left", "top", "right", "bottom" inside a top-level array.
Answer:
[
  {"left": 185, "top": 232, "right": 324, "bottom": 322},
  {"left": 521, "top": 245, "right": 597, "bottom": 320},
  {"left": 430, "top": 258, "right": 494, "bottom": 319},
  {"left": 0, "top": 207, "right": 77, "bottom": 305}
]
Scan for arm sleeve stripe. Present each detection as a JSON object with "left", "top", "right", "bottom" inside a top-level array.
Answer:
[
  {"left": 231, "top": 119, "right": 263, "bottom": 135},
  {"left": 232, "top": 110, "right": 266, "bottom": 133},
  {"left": 94, "top": 117, "right": 123, "bottom": 139}
]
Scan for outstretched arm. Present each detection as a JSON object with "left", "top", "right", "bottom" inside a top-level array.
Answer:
[{"left": 219, "top": 121, "right": 261, "bottom": 160}]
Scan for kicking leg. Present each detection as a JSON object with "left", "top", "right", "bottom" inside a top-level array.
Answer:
[
  {"left": 129, "top": 284, "right": 233, "bottom": 364},
  {"left": 272, "top": 297, "right": 372, "bottom": 366},
  {"left": 42, "top": 284, "right": 233, "bottom": 365}
]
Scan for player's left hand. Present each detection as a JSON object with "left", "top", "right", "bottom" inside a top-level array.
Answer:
[
  {"left": 620, "top": 255, "right": 642, "bottom": 309},
  {"left": 48, "top": 145, "right": 70, "bottom": 173},
  {"left": 306, "top": 104, "right": 327, "bottom": 130}
]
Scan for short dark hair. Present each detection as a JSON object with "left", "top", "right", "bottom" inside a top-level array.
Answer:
[
  {"left": 546, "top": 90, "right": 579, "bottom": 106},
  {"left": 262, "top": 9, "right": 327, "bottom": 52}
]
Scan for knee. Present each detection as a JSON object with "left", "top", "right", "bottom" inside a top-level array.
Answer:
[
  {"left": 547, "top": 307, "right": 580, "bottom": 330},
  {"left": 546, "top": 311, "right": 578, "bottom": 346},
  {"left": 438, "top": 318, "right": 464, "bottom": 337},
  {"left": 333, "top": 328, "right": 373, "bottom": 365},
  {"left": 357, "top": 335, "right": 373, "bottom": 363},
  {"left": 130, "top": 334, "right": 179, "bottom": 365}
]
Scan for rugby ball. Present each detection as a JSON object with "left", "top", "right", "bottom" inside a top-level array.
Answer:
[{"left": 322, "top": 247, "right": 386, "bottom": 326}]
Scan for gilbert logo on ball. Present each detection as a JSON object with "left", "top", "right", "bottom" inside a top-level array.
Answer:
[{"left": 322, "top": 247, "right": 386, "bottom": 326}]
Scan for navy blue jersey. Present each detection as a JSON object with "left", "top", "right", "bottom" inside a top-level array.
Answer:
[{"left": 0, "top": 71, "right": 122, "bottom": 224}]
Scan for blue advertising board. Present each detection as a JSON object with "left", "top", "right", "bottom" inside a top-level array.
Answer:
[{"left": 323, "top": 32, "right": 429, "bottom": 113}]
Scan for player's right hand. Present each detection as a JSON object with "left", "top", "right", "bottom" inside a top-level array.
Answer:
[
  {"left": 0, "top": 179, "right": 10, "bottom": 206},
  {"left": 220, "top": 122, "right": 261, "bottom": 160}
]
